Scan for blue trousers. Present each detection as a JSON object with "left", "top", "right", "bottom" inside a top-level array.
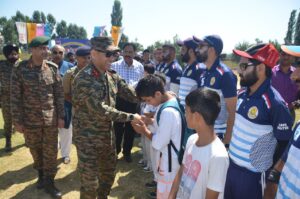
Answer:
[{"left": 224, "top": 159, "right": 263, "bottom": 199}]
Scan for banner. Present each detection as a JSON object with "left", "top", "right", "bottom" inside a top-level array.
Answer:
[
  {"left": 44, "top": 23, "right": 52, "bottom": 37},
  {"left": 93, "top": 26, "right": 106, "bottom": 37},
  {"left": 111, "top": 26, "right": 121, "bottom": 46},
  {"left": 26, "top": 23, "right": 37, "bottom": 43},
  {"left": 15, "top": 22, "right": 27, "bottom": 44},
  {"left": 55, "top": 38, "right": 90, "bottom": 50},
  {"left": 36, "top": 24, "right": 45, "bottom": 36}
]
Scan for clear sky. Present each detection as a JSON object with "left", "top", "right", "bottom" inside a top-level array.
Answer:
[{"left": 1, "top": 0, "right": 299, "bottom": 53}]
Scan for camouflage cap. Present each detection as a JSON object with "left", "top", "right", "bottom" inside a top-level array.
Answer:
[
  {"left": 90, "top": 36, "right": 119, "bottom": 52},
  {"left": 29, "top": 36, "right": 50, "bottom": 48}
]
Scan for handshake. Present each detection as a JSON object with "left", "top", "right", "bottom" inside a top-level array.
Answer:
[{"left": 131, "top": 113, "right": 155, "bottom": 135}]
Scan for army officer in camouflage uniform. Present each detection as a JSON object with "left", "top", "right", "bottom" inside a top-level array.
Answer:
[
  {"left": 72, "top": 37, "right": 142, "bottom": 199},
  {"left": 11, "top": 36, "right": 64, "bottom": 199},
  {"left": 0, "top": 44, "right": 19, "bottom": 152}
]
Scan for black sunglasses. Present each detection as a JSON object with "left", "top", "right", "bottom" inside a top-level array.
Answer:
[
  {"left": 96, "top": 49, "right": 117, "bottom": 58},
  {"left": 52, "top": 51, "right": 63, "bottom": 55},
  {"left": 238, "top": 62, "right": 257, "bottom": 71}
]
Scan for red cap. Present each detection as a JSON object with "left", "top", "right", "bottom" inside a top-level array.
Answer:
[{"left": 233, "top": 43, "right": 279, "bottom": 68}]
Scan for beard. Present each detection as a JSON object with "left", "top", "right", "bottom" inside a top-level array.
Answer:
[
  {"left": 240, "top": 69, "right": 258, "bottom": 87},
  {"left": 7, "top": 57, "right": 18, "bottom": 64},
  {"left": 196, "top": 50, "right": 208, "bottom": 63},
  {"left": 181, "top": 52, "right": 190, "bottom": 63},
  {"left": 163, "top": 54, "right": 171, "bottom": 62}
]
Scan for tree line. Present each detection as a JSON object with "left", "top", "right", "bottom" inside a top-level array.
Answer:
[{"left": 0, "top": 10, "right": 87, "bottom": 44}]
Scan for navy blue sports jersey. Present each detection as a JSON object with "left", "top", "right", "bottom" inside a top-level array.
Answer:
[
  {"left": 229, "top": 79, "right": 293, "bottom": 172},
  {"left": 198, "top": 59, "right": 237, "bottom": 134}
]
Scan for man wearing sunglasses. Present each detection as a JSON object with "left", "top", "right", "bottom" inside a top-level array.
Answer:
[
  {"left": 271, "top": 45, "right": 298, "bottom": 123},
  {"left": 224, "top": 43, "right": 293, "bottom": 199},
  {"left": 193, "top": 35, "right": 237, "bottom": 146},
  {"left": 51, "top": 45, "right": 74, "bottom": 77},
  {"left": 111, "top": 42, "right": 144, "bottom": 163},
  {"left": 11, "top": 36, "right": 65, "bottom": 198},
  {"left": 72, "top": 37, "right": 142, "bottom": 199}
]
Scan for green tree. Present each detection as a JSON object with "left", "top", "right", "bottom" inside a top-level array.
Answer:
[
  {"left": 254, "top": 38, "right": 263, "bottom": 44},
  {"left": 294, "top": 10, "right": 300, "bottom": 45},
  {"left": 46, "top": 14, "right": 56, "bottom": 37},
  {"left": 111, "top": 0, "right": 123, "bottom": 27},
  {"left": 231, "top": 41, "right": 251, "bottom": 62},
  {"left": 269, "top": 39, "right": 281, "bottom": 51},
  {"left": 56, "top": 20, "right": 68, "bottom": 38},
  {"left": 12, "top": 11, "right": 26, "bottom": 22},
  {"left": 285, "top": 10, "right": 297, "bottom": 44},
  {"left": 78, "top": 27, "right": 87, "bottom": 39},
  {"left": 32, "top": 10, "right": 42, "bottom": 23},
  {"left": 41, "top": 12, "right": 46, "bottom": 24},
  {"left": 2, "top": 19, "right": 18, "bottom": 44}
]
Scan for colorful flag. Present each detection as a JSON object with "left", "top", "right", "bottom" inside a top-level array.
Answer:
[
  {"left": 36, "top": 24, "right": 45, "bottom": 36},
  {"left": 93, "top": 26, "right": 106, "bottom": 37},
  {"left": 44, "top": 23, "right": 52, "bottom": 37},
  {"left": 15, "top": 22, "right": 27, "bottom": 44},
  {"left": 26, "top": 23, "right": 37, "bottom": 43},
  {"left": 111, "top": 26, "right": 121, "bottom": 46}
]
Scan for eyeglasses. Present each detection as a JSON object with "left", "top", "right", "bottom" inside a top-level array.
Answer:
[
  {"left": 238, "top": 62, "right": 256, "bottom": 71},
  {"left": 96, "top": 49, "right": 117, "bottom": 58},
  {"left": 52, "top": 51, "right": 63, "bottom": 55}
]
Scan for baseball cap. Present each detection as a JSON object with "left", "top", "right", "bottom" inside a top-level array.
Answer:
[
  {"left": 233, "top": 43, "right": 279, "bottom": 68},
  {"left": 281, "top": 45, "right": 300, "bottom": 57},
  {"left": 176, "top": 38, "right": 198, "bottom": 50},
  {"left": 193, "top": 35, "right": 223, "bottom": 55},
  {"left": 29, "top": 36, "right": 50, "bottom": 48}
]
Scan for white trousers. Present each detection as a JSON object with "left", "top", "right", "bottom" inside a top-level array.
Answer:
[{"left": 58, "top": 124, "right": 72, "bottom": 158}]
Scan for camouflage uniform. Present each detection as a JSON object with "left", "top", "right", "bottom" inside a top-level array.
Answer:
[
  {"left": 72, "top": 64, "right": 138, "bottom": 199},
  {"left": 0, "top": 60, "right": 14, "bottom": 141},
  {"left": 63, "top": 66, "right": 80, "bottom": 99},
  {"left": 11, "top": 58, "right": 64, "bottom": 178}
]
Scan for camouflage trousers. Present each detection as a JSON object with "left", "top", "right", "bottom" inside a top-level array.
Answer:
[
  {"left": 74, "top": 132, "right": 117, "bottom": 199},
  {"left": 23, "top": 126, "right": 58, "bottom": 177},
  {"left": 1, "top": 104, "right": 12, "bottom": 138}
]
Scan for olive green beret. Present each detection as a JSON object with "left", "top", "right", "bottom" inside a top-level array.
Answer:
[{"left": 29, "top": 36, "right": 50, "bottom": 48}]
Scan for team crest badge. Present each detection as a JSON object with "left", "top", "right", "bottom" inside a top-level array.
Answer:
[
  {"left": 248, "top": 106, "right": 258, "bottom": 119},
  {"left": 294, "top": 126, "right": 300, "bottom": 141},
  {"left": 210, "top": 77, "right": 215, "bottom": 86},
  {"left": 187, "top": 69, "right": 192, "bottom": 77}
]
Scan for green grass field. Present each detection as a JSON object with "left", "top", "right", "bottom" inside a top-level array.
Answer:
[{"left": 0, "top": 111, "right": 153, "bottom": 199}]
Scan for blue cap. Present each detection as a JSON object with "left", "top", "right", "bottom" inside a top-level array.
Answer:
[
  {"left": 76, "top": 46, "right": 91, "bottom": 56},
  {"left": 193, "top": 35, "right": 223, "bottom": 55},
  {"left": 176, "top": 37, "right": 198, "bottom": 50}
]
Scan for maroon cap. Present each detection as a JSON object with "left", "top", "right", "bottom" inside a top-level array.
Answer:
[{"left": 233, "top": 43, "right": 279, "bottom": 68}]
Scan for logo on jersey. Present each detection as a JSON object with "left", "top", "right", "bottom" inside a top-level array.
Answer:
[
  {"left": 248, "top": 106, "right": 258, "bottom": 119},
  {"left": 210, "top": 77, "right": 215, "bottom": 86},
  {"left": 187, "top": 69, "right": 192, "bottom": 77},
  {"left": 164, "top": 68, "right": 169, "bottom": 74}
]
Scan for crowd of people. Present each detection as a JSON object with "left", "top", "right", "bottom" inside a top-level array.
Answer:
[{"left": 0, "top": 34, "right": 300, "bottom": 199}]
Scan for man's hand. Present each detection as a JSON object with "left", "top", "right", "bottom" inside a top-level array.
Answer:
[
  {"left": 264, "top": 182, "right": 278, "bottom": 199},
  {"left": 14, "top": 124, "right": 24, "bottom": 133},
  {"left": 132, "top": 113, "right": 143, "bottom": 124},
  {"left": 141, "top": 115, "right": 154, "bottom": 125},
  {"left": 58, "top": 118, "right": 65, "bottom": 128},
  {"left": 131, "top": 120, "right": 147, "bottom": 134}
]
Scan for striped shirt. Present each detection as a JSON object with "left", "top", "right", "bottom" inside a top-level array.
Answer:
[
  {"left": 228, "top": 79, "right": 293, "bottom": 172},
  {"left": 111, "top": 59, "right": 144, "bottom": 87},
  {"left": 179, "top": 62, "right": 205, "bottom": 106}
]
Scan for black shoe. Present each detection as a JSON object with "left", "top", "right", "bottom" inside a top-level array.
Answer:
[
  {"left": 145, "top": 180, "right": 157, "bottom": 189},
  {"left": 44, "top": 177, "right": 62, "bottom": 198},
  {"left": 37, "top": 170, "right": 44, "bottom": 189},
  {"left": 124, "top": 155, "right": 132, "bottom": 163},
  {"left": 5, "top": 136, "right": 12, "bottom": 152},
  {"left": 148, "top": 191, "right": 156, "bottom": 199}
]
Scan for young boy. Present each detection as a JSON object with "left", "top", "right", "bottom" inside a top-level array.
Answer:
[
  {"left": 132, "top": 74, "right": 183, "bottom": 199},
  {"left": 169, "top": 88, "right": 229, "bottom": 199}
]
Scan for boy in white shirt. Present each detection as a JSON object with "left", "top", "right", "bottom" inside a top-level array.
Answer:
[
  {"left": 169, "top": 88, "right": 229, "bottom": 199},
  {"left": 132, "top": 74, "right": 182, "bottom": 199}
]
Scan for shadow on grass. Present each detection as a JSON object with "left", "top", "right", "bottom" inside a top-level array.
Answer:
[
  {"left": 0, "top": 163, "right": 36, "bottom": 190},
  {"left": 110, "top": 149, "right": 153, "bottom": 199},
  {"left": 0, "top": 143, "right": 26, "bottom": 157},
  {"left": 10, "top": 171, "right": 80, "bottom": 199}
]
